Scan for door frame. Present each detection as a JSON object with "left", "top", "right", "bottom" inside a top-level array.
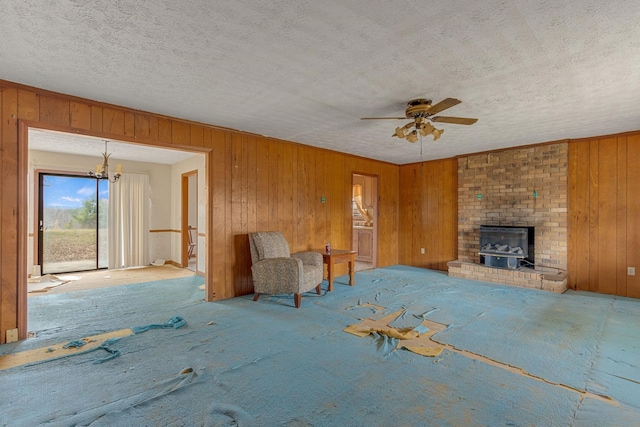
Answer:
[
  {"left": 17, "top": 120, "right": 213, "bottom": 341},
  {"left": 181, "top": 170, "right": 198, "bottom": 268},
  {"left": 351, "top": 172, "right": 379, "bottom": 268},
  {"left": 36, "top": 171, "right": 107, "bottom": 274}
]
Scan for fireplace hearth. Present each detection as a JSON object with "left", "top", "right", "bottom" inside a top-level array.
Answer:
[{"left": 479, "top": 226, "right": 534, "bottom": 269}]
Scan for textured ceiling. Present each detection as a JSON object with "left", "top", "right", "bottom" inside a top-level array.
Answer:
[
  {"left": 2, "top": 1, "right": 640, "bottom": 164},
  {"left": 28, "top": 128, "right": 198, "bottom": 165}
]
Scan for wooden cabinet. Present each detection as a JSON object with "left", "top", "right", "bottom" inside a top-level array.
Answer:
[
  {"left": 354, "top": 227, "right": 374, "bottom": 262},
  {"left": 353, "top": 175, "right": 374, "bottom": 209}
]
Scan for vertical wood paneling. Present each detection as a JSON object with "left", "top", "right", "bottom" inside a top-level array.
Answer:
[
  {"left": 568, "top": 140, "right": 590, "bottom": 289},
  {"left": 398, "top": 159, "right": 457, "bottom": 270},
  {"left": 70, "top": 101, "right": 91, "bottom": 130},
  {"left": 0, "top": 87, "right": 3, "bottom": 340},
  {"left": 588, "top": 140, "right": 600, "bottom": 292},
  {"left": 267, "top": 139, "right": 279, "bottom": 232},
  {"left": 378, "top": 162, "right": 399, "bottom": 267},
  {"left": 305, "top": 147, "right": 318, "bottom": 250},
  {"left": 425, "top": 161, "right": 438, "bottom": 268},
  {"left": 190, "top": 125, "right": 204, "bottom": 148},
  {"left": 616, "top": 137, "right": 628, "bottom": 296},
  {"left": 398, "top": 165, "right": 413, "bottom": 263},
  {"left": 210, "top": 130, "right": 228, "bottom": 300},
  {"left": 134, "top": 114, "right": 150, "bottom": 139},
  {"left": 222, "top": 132, "right": 234, "bottom": 299},
  {"left": 39, "top": 96, "right": 69, "bottom": 126},
  {"left": 124, "top": 112, "right": 135, "bottom": 137},
  {"left": 240, "top": 134, "right": 251, "bottom": 295},
  {"left": 171, "top": 121, "right": 190, "bottom": 145},
  {"left": 247, "top": 135, "right": 257, "bottom": 244},
  {"left": 203, "top": 128, "right": 212, "bottom": 149},
  {"left": 597, "top": 138, "right": 617, "bottom": 295},
  {"left": 230, "top": 133, "right": 245, "bottom": 293},
  {"left": 440, "top": 159, "right": 457, "bottom": 270},
  {"left": 1, "top": 87, "right": 18, "bottom": 342},
  {"left": 255, "top": 138, "right": 270, "bottom": 233},
  {"left": 91, "top": 105, "right": 103, "bottom": 132},
  {"left": 328, "top": 152, "right": 347, "bottom": 254},
  {"left": 312, "top": 151, "right": 324, "bottom": 250},
  {"left": 18, "top": 90, "right": 39, "bottom": 121},
  {"left": 280, "top": 143, "right": 296, "bottom": 246},
  {"left": 148, "top": 116, "right": 159, "bottom": 141},
  {"left": 296, "top": 145, "right": 310, "bottom": 249},
  {"left": 568, "top": 133, "right": 640, "bottom": 297},
  {"left": 158, "top": 118, "right": 171, "bottom": 143},
  {"left": 627, "top": 134, "right": 640, "bottom": 298},
  {"left": 102, "top": 108, "right": 125, "bottom": 135}
]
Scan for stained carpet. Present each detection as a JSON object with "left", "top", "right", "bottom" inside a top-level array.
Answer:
[{"left": 0, "top": 266, "right": 639, "bottom": 426}]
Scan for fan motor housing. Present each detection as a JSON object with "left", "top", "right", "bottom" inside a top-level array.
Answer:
[{"left": 405, "top": 99, "right": 433, "bottom": 118}]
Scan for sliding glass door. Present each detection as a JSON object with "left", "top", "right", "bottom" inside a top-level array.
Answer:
[{"left": 38, "top": 174, "right": 109, "bottom": 274}]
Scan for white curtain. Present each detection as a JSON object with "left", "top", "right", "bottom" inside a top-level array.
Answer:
[{"left": 108, "top": 173, "right": 150, "bottom": 269}]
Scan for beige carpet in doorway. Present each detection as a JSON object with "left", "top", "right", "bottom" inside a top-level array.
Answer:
[{"left": 28, "top": 265, "right": 196, "bottom": 296}]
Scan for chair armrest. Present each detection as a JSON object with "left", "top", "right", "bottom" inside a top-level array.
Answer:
[
  {"left": 251, "top": 257, "right": 303, "bottom": 288},
  {"left": 292, "top": 251, "right": 323, "bottom": 268}
]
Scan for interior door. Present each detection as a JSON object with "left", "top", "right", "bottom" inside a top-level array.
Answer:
[{"left": 38, "top": 173, "right": 109, "bottom": 274}]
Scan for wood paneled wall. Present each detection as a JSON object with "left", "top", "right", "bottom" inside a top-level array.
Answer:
[
  {"left": 568, "top": 132, "right": 640, "bottom": 297},
  {"left": 398, "top": 159, "right": 458, "bottom": 270},
  {"left": 0, "top": 80, "right": 399, "bottom": 343},
  {"left": 211, "top": 132, "right": 400, "bottom": 300}
]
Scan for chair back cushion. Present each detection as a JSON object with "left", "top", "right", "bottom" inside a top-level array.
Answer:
[{"left": 249, "top": 232, "right": 290, "bottom": 262}]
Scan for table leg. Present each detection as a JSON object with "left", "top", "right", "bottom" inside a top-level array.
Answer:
[
  {"left": 328, "top": 258, "right": 334, "bottom": 292},
  {"left": 348, "top": 255, "right": 355, "bottom": 286}
]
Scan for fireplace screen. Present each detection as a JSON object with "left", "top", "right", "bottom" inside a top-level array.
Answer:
[{"left": 479, "top": 226, "right": 534, "bottom": 269}]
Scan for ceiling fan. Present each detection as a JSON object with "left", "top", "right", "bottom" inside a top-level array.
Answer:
[{"left": 361, "top": 98, "right": 477, "bottom": 142}]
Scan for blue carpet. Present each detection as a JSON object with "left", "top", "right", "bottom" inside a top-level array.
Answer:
[{"left": 1, "top": 266, "right": 639, "bottom": 426}]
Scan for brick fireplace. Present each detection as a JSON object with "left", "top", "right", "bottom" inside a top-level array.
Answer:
[{"left": 448, "top": 143, "right": 568, "bottom": 291}]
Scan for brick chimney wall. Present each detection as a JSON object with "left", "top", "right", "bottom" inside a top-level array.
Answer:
[{"left": 457, "top": 143, "right": 568, "bottom": 270}]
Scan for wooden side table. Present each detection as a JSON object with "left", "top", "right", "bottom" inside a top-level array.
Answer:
[{"left": 322, "top": 249, "right": 356, "bottom": 291}]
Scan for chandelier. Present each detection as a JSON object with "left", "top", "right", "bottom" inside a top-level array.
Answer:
[
  {"left": 88, "top": 141, "right": 122, "bottom": 182},
  {"left": 392, "top": 117, "right": 444, "bottom": 143}
]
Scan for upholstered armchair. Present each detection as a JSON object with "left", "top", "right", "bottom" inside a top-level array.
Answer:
[{"left": 248, "top": 232, "right": 323, "bottom": 308}]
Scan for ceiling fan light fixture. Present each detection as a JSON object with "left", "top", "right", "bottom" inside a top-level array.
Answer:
[
  {"left": 393, "top": 127, "right": 406, "bottom": 138},
  {"left": 432, "top": 128, "right": 444, "bottom": 141},
  {"left": 419, "top": 121, "right": 435, "bottom": 137},
  {"left": 393, "top": 122, "right": 414, "bottom": 139},
  {"left": 406, "top": 130, "right": 419, "bottom": 143},
  {"left": 362, "top": 97, "right": 476, "bottom": 144}
]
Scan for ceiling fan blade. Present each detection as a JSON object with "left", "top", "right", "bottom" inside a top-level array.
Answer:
[
  {"left": 426, "top": 98, "right": 461, "bottom": 114},
  {"left": 360, "top": 117, "right": 407, "bottom": 120},
  {"left": 431, "top": 116, "right": 478, "bottom": 125}
]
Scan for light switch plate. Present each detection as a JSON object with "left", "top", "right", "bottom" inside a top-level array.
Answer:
[
  {"left": 628, "top": 267, "right": 636, "bottom": 276},
  {"left": 420, "top": 248, "right": 425, "bottom": 254}
]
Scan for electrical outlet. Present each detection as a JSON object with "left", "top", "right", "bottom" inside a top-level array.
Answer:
[
  {"left": 628, "top": 267, "right": 636, "bottom": 276},
  {"left": 420, "top": 248, "right": 425, "bottom": 254}
]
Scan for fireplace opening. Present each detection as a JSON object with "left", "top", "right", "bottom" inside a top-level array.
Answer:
[{"left": 479, "top": 226, "right": 535, "bottom": 269}]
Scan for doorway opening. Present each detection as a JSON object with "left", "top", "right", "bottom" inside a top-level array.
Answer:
[
  {"left": 182, "top": 170, "right": 198, "bottom": 272},
  {"left": 23, "top": 126, "right": 210, "bottom": 341},
  {"left": 351, "top": 173, "right": 378, "bottom": 272}
]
